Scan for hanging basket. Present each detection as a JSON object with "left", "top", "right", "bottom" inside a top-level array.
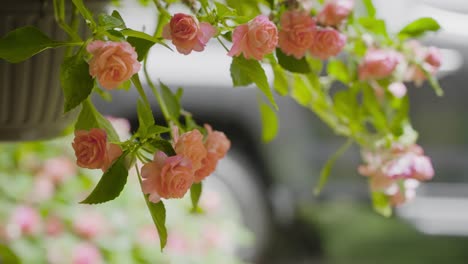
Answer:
[{"left": 0, "top": 0, "right": 108, "bottom": 141}]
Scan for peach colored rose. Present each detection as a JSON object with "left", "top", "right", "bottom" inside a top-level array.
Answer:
[
  {"left": 162, "top": 13, "right": 217, "bottom": 55},
  {"left": 174, "top": 129, "right": 207, "bottom": 172},
  {"left": 141, "top": 151, "right": 194, "bottom": 201},
  {"left": 204, "top": 124, "right": 231, "bottom": 159},
  {"left": 73, "top": 129, "right": 108, "bottom": 169},
  {"left": 72, "top": 129, "right": 122, "bottom": 171},
  {"left": 87, "top": 40, "right": 141, "bottom": 90},
  {"left": 193, "top": 125, "right": 230, "bottom": 182},
  {"left": 278, "top": 10, "right": 316, "bottom": 59},
  {"left": 317, "top": 0, "right": 354, "bottom": 27},
  {"left": 358, "top": 49, "right": 400, "bottom": 80},
  {"left": 309, "top": 28, "right": 346, "bottom": 60},
  {"left": 228, "top": 15, "right": 279, "bottom": 60},
  {"left": 194, "top": 152, "right": 218, "bottom": 182},
  {"left": 101, "top": 142, "right": 123, "bottom": 172}
]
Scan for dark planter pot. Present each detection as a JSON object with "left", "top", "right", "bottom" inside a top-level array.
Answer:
[{"left": 0, "top": 0, "right": 108, "bottom": 141}]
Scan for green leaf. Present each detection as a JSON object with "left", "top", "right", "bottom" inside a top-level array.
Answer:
[
  {"left": 215, "top": 1, "right": 237, "bottom": 18},
  {"left": 106, "top": 29, "right": 125, "bottom": 40},
  {"left": 72, "top": 0, "right": 96, "bottom": 29},
  {"left": 230, "top": 56, "right": 278, "bottom": 109},
  {"left": 327, "top": 59, "right": 350, "bottom": 84},
  {"left": 81, "top": 154, "right": 129, "bottom": 204},
  {"left": 314, "top": 139, "right": 352, "bottom": 195},
  {"left": 362, "top": 84, "right": 388, "bottom": 133},
  {"left": 121, "top": 28, "right": 158, "bottom": 42},
  {"left": 307, "top": 57, "right": 323, "bottom": 73},
  {"left": 276, "top": 48, "right": 311, "bottom": 73},
  {"left": 190, "top": 182, "right": 203, "bottom": 213},
  {"left": 0, "top": 26, "right": 79, "bottom": 63},
  {"left": 148, "top": 139, "right": 176, "bottom": 156},
  {"left": 159, "top": 81, "right": 181, "bottom": 120},
  {"left": 145, "top": 200, "right": 168, "bottom": 250},
  {"left": 291, "top": 74, "right": 312, "bottom": 106},
  {"left": 60, "top": 54, "right": 94, "bottom": 112},
  {"left": 111, "top": 10, "right": 127, "bottom": 28},
  {"left": 259, "top": 100, "right": 279, "bottom": 142},
  {"left": 127, "top": 36, "right": 155, "bottom": 61},
  {"left": 363, "top": 0, "right": 376, "bottom": 18},
  {"left": 147, "top": 125, "right": 171, "bottom": 135},
  {"left": 230, "top": 59, "right": 253, "bottom": 86},
  {"left": 98, "top": 13, "right": 125, "bottom": 30},
  {"left": 0, "top": 244, "right": 20, "bottom": 264},
  {"left": 372, "top": 191, "right": 392, "bottom": 217},
  {"left": 333, "top": 90, "right": 356, "bottom": 122},
  {"left": 398, "top": 17, "right": 441, "bottom": 39},
  {"left": 358, "top": 17, "right": 388, "bottom": 37},
  {"left": 159, "top": 82, "right": 182, "bottom": 121},
  {"left": 75, "top": 99, "right": 120, "bottom": 142},
  {"left": 137, "top": 99, "right": 155, "bottom": 137},
  {"left": 273, "top": 65, "right": 289, "bottom": 96}
]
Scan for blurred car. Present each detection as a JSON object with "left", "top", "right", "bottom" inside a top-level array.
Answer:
[{"left": 94, "top": 0, "right": 468, "bottom": 263}]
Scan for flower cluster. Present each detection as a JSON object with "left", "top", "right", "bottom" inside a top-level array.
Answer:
[
  {"left": 141, "top": 126, "right": 230, "bottom": 202},
  {"left": 0, "top": 0, "right": 445, "bottom": 251},
  {"left": 358, "top": 144, "right": 434, "bottom": 206}
]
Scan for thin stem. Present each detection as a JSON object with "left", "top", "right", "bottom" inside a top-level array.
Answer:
[
  {"left": 131, "top": 75, "right": 151, "bottom": 108},
  {"left": 53, "top": 0, "right": 82, "bottom": 42},
  {"left": 216, "top": 36, "right": 229, "bottom": 52},
  {"left": 143, "top": 60, "right": 171, "bottom": 123},
  {"left": 314, "top": 138, "right": 353, "bottom": 195}
]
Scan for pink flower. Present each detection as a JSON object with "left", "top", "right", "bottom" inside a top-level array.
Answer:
[
  {"left": 73, "top": 211, "right": 106, "bottom": 239},
  {"left": 425, "top": 46, "right": 442, "bottom": 68},
  {"left": 45, "top": 216, "right": 63, "bottom": 237},
  {"left": 40, "top": 157, "right": 77, "bottom": 184},
  {"left": 10, "top": 205, "right": 41, "bottom": 236},
  {"left": 72, "top": 129, "right": 122, "bottom": 171},
  {"left": 228, "top": 15, "right": 279, "bottom": 60},
  {"left": 87, "top": 40, "right": 141, "bottom": 90},
  {"left": 317, "top": 0, "right": 354, "bottom": 27},
  {"left": 101, "top": 142, "right": 123, "bottom": 172},
  {"left": 278, "top": 10, "right": 316, "bottom": 59},
  {"left": 388, "top": 82, "right": 407, "bottom": 98},
  {"left": 194, "top": 152, "right": 218, "bottom": 182},
  {"left": 309, "top": 28, "right": 346, "bottom": 60},
  {"left": 31, "top": 177, "right": 55, "bottom": 202},
  {"left": 72, "top": 243, "right": 103, "bottom": 264},
  {"left": 174, "top": 129, "right": 207, "bottom": 172},
  {"left": 359, "top": 144, "right": 434, "bottom": 206},
  {"left": 162, "top": 13, "right": 217, "bottom": 55},
  {"left": 137, "top": 225, "right": 159, "bottom": 245},
  {"left": 166, "top": 232, "right": 189, "bottom": 253},
  {"left": 204, "top": 124, "right": 231, "bottom": 159},
  {"left": 404, "top": 42, "right": 442, "bottom": 86},
  {"left": 193, "top": 125, "right": 230, "bottom": 182},
  {"left": 358, "top": 49, "right": 400, "bottom": 80},
  {"left": 141, "top": 151, "right": 194, "bottom": 201}
]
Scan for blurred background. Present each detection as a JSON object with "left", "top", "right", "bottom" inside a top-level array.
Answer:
[{"left": 3, "top": 0, "right": 468, "bottom": 263}]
